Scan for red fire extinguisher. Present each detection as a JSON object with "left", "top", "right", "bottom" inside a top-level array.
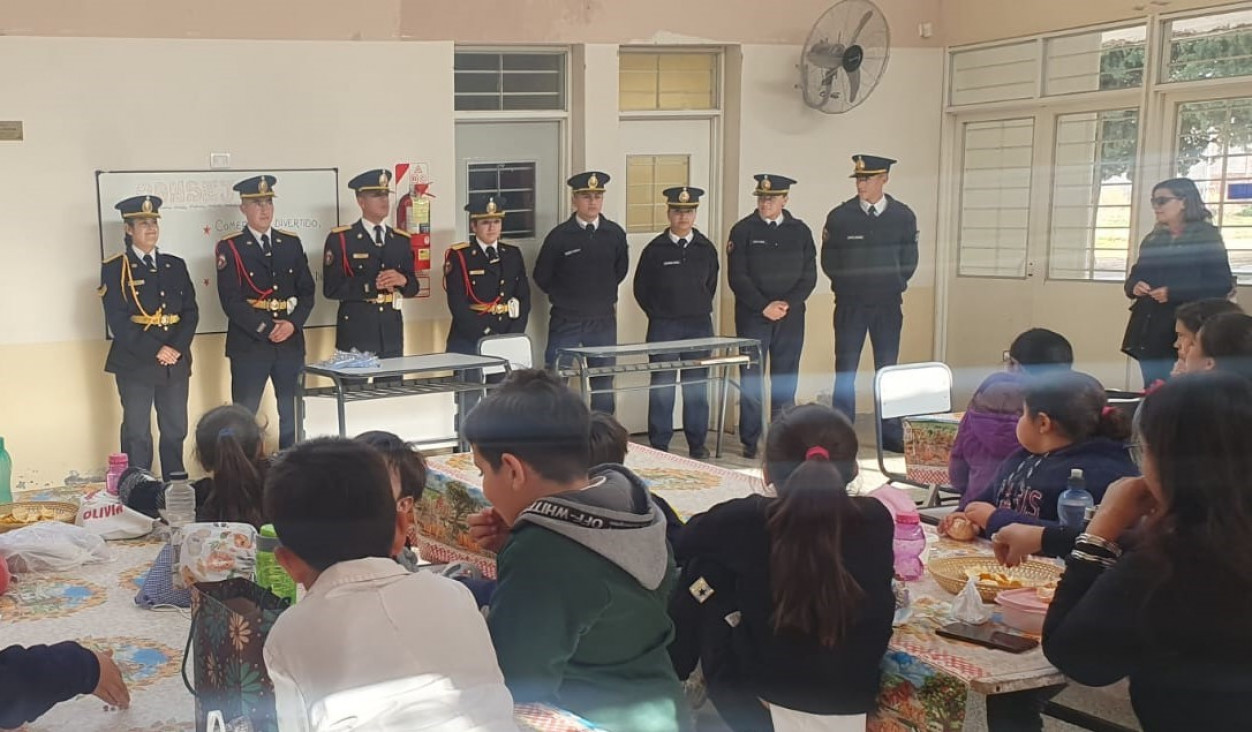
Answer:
[{"left": 395, "top": 164, "right": 433, "bottom": 298}]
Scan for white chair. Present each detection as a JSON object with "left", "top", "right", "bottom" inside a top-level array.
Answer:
[
  {"left": 477, "top": 333, "right": 534, "bottom": 377},
  {"left": 873, "top": 362, "right": 956, "bottom": 508}
]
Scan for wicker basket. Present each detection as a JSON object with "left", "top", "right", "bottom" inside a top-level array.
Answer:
[
  {"left": 927, "top": 555, "right": 1062, "bottom": 603},
  {"left": 0, "top": 501, "right": 79, "bottom": 534}
]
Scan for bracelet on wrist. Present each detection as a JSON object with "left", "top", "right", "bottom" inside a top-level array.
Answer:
[
  {"left": 1069, "top": 549, "right": 1117, "bottom": 569},
  {"left": 1076, "top": 532, "right": 1123, "bottom": 558}
]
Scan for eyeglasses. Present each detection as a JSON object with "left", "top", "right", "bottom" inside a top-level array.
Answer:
[{"left": 1150, "top": 196, "right": 1181, "bottom": 207}]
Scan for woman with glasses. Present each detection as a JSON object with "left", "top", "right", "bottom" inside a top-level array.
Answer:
[
  {"left": 1042, "top": 372, "right": 1252, "bottom": 731},
  {"left": 1122, "top": 178, "right": 1232, "bottom": 387}
]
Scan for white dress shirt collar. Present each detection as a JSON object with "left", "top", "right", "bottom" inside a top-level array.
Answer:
[
  {"left": 130, "top": 245, "right": 158, "bottom": 264},
  {"left": 759, "top": 214, "right": 783, "bottom": 226},
  {"left": 668, "top": 230, "right": 693, "bottom": 245},
  {"left": 860, "top": 197, "right": 888, "bottom": 216},
  {"left": 248, "top": 226, "right": 273, "bottom": 243},
  {"left": 575, "top": 215, "right": 600, "bottom": 231},
  {"left": 360, "top": 218, "right": 390, "bottom": 235}
]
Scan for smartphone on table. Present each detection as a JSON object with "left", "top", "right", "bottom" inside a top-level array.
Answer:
[{"left": 936, "top": 622, "right": 1039, "bottom": 653}]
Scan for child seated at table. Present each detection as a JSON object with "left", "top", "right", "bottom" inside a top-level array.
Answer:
[
  {"left": 462, "top": 370, "right": 690, "bottom": 732},
  {"left": 943, "top": 371, "right": 1137, "bottom": 539},
  {"left": 1181, "top": 311, "right": 1252, "bottom": 380},
  {"left": 0, "top": 642, "right": 129, "bottom": 727},
  {"left": 355, "top": 430, "right": 426, "bottom": 571},
  {"left": 262, "top": 438, "right": 516, "bottom": 732},
  {"left": 948, "top": 329, "right": 1074, "bottom": 505},
  {"left": 1169, "top": 298, "right": 1241, "bottom": 377},
  {"left": 122, "top": 404, "right": 268, "bottom": 527},
  {"left": 949, "top": 372, "right": 1025, "bottom": 507},
  {"left": 588, "top": 411, "right": 685, "bottom": 547},
  {"left": 669, "top": 403, "right": 894, "bottom": 732}
]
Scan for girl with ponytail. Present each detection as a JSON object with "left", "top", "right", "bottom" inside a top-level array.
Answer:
[
  {"left": 192, "top": 405, "right": 267, "bottom": 527},
  {"left": 668, "top": 403, "right": 895, "bottom": 732}
]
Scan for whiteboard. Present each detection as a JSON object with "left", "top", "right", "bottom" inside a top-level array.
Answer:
[{"left": 95, "top": 168, "right": 341, "bottom": 334}]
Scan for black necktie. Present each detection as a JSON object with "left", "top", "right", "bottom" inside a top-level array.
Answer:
[
  {"left": 486, "top": 245, "right": 498, "bottom": 263},
  {"left": 373, "top": 225, "right": 384, "bottom": 246},
  {"left": 677, "top": 237, "right": 688, "bottom": 248},
  {"left": 261, "top": 233, "right": 272, "bottom": 256},
  {"left": 585, "top": 224, "right": 595, "bottom": 234},
  {"left": 142, "top": 253, "right": 155, "bottom": 271},
  {"left": 768, "top": 221, "right": 778, "bottom": 230},
  {"left": 868, "top": 206, "right": 878, "bottom": 218}
]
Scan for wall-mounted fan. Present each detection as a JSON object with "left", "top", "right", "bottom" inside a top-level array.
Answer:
[{"left": 799, "top": 0, "right": 891, "bottom": 114}]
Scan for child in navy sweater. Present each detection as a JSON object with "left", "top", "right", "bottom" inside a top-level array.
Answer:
[{"left": 944, "top": 371, "right": 1137, "bottom": 539}]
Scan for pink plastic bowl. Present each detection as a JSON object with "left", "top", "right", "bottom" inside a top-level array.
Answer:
[{"left": 995, "top": 587, "right": 1049, "bottom": 635}]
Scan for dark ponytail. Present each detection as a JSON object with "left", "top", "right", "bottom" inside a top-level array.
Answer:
[
  {"left": 194, "top": 405, "right": 266, "bottom": 528},
  {"left": 764, "top": 406, "right": 865, "bottom": 647},
  {"left": 1023, "top": 371, "right": 1131, "bottom": 443}
]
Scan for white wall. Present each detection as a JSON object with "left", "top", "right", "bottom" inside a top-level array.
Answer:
[{"left": 0, "top": 37, "right": 460, "bottom": 483}]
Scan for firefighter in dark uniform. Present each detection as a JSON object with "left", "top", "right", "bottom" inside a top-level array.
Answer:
[
  {"left": 633, "top": 186, "right": 719, "bottom": 458},
  {"left": 533, "top": 171, "right": 629, "bottom": 415},
  {"left": 444, "top": 193, "right": 531, "bottom": 355},
  {"left": 727, "top": 174, "right": 817, "bottom": 459},
  {"left": 822, "top": 155, "right": 918, "bottom": 452},
  {"left": 215, "top": 175, "right": 316, "bottom": 449},
  {"left": 99, "top": 195, "right": 199, "bottom": 479},
  {"left": 323, "top": 168, "right": 419, "bottom": 383}
]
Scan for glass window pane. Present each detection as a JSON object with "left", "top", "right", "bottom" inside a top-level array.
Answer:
[
  {"left": 1177, "top": 97, "right": 1252, "bottom": 282},
  {"left": 625, "top": 154, "right": 690, "bottom": 232},
  {"left": 957, "top": 118, "right": 1034, "bottom": 278},
  {"left": 454, "top": 53, "right": 500, "bottom": 72},
  {"left": 1166, "top": 10, "right": 1252, "bottom": 83},
  {"left": 455, "top": 72, "right": 500, "bottom": 95},
  {"left": 949, "top": 42, "right": 1039, "bottom": 106},
  {"left": 467, "top": 161, "right": 538, "bottom": 239},
  {"left": 619, "top": 51, "right": 717, "bottom": 111},
  {"left": 502, "top": 54, "right": 562, "bottom": 72},
  {"left": 1048, "top": 109, "right": 1138, "bottom": 281},
  {"left": 455, "top": 51, "right": 565, "bottom": 112},
  {"left": 1044, "top": 26, "right": 1146, "bottom": 95}
]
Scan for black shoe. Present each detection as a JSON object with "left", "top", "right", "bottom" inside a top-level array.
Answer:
[
  {"left": 689, "top": 446, "right": 709, "bottom": 460},
  {"left": 742, "top": 444, "right": 758, "bottom": 460}
]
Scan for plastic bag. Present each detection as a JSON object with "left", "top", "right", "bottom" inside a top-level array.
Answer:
[
  {"left": 0, "top": 522, "right": 113, "bottom": 573},
  {"left": 77, "top": 489, "right": 157, "bottom": 540},
  {"left": 950, "top": 577, "right": 993, "bottom": 624}
]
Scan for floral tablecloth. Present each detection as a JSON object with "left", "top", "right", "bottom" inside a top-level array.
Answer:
[
  {"left": 1, "top": 485, "right": 594, "bottom": 731},
  {"left": 420, "top": 443, "right": 769, "bottom": 577},
  {"left": 870, "top": 530, "right": 1066, "bottom": 732}
]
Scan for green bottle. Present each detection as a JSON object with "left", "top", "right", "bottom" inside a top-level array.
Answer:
[
  {"left": 257, "top": 524, "right": 298, "bottom": 603},
  {"left": 0, "top": 437, "right": 12, "bottom": 505}
]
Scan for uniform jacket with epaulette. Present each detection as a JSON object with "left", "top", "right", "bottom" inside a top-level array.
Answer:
[
  {"left": 214, "top": 228, "right": 316, "bottom": 359},
  {"left": 443, "top": 238, "right": 530, "bottom": 352},
  {"left": 322, "top": 220, "right": 420, "bottom": 355},
  {"left": 99, "top": 248, "right": 199, "bottom": 380}
]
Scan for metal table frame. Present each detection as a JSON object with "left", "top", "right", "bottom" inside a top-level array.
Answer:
[
  {"left": 297, "top": 353, "right": 511, "bottom": 451},
  {"left": 555, "top": 336, "right": 763, "bottom": 458}
]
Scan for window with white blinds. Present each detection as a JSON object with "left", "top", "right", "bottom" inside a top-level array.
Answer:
[
  {"left": 1049, "top": 109, "right": 1139, "bottom": 281},
  {"left": 957, "top": 119, "right": 1035, "bottom": 278},
  {"left": 949, "top": 42, "right": 1038, "bottom": 106}
]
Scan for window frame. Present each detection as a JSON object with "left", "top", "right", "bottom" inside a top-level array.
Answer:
[
  {"left": 617, "top": 48, "right": 723, "bottom": 115},
  {"left": 454, "top": 48, "right": 569, "bottom": 114}
]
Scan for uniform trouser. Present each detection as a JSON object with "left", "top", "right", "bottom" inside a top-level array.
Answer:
[
  {"left": 834, "top": 301, "right": 904, "bottom": 448},
  {"left": 736, "top": 308, "right": 805, "bottom": 447},
  {"left": 115, "top": 369, "right": 189, "bottom": 479},
  {"left": 545, "top": 313, "right": 617, "bottom": 415},
  {"left": 646, "top": 316, "right": 714, "bottom": 452},
  {"left": 230, "top": 355, "right": 303, "bottom": 449}
]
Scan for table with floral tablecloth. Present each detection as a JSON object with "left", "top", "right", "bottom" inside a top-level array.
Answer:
[
  {"left": 1, "top": 484, "right": 595, "bottom": 732},
  {"left": 870, "top": 530, "right": 1067, "bottom": 732}
]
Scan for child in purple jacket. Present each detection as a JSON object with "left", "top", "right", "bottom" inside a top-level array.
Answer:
[{"left": 949, "top": 373, "right": 1024, "bottom": 508}]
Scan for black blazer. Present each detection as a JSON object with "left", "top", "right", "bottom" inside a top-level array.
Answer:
[
  {"left": 100, "top": 248, "right": 199, "bottom": 380},
  {"left": 214, "top": 229, "right": 316, "bottom": 359},
  {"left": 322, "top": 221, "right": 420, "bottom": 355}
]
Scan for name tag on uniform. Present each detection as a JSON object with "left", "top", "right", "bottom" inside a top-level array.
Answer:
[
  {"left": 131, "top": 279, "right": 146, "bottom": 285},
  {"left": 750, "top": 239, "right": 766, "bottom": 245},
  {"left": 470, "top": 269, "right": 486, "bottom": 275},
  {"left": 352, "top": 253, "right": 370, "bottom": 259},
  {"left": 663, "top": 260, "right": 681, "bottom": 266},
  {"left": 847, "top": 235, "right": 865, "bottom": 240},
  {"left": 564, "top": 248, "right": 582, "bottom": 257}
]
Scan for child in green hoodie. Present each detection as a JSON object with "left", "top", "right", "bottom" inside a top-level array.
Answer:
[{"left": 464, "top": 370, "right": 691, "bottom": 732}]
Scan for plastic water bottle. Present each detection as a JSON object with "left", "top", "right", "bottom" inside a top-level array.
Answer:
[
  {"left": 892, "top": 513, "right": 927, "bottom": 581},
  {"left": 1057, "top": 468, "right": 1094, "bottom": 530},
  {"left": 105, "top": 453, "right": 129, "bottom": 496},
  {"left": 0, "top": 437, "right": 12, "bottom": 505},
  {"left": 257, "top": 524, "right": 298, "bottom": 604},
  {"left": 163, "top": 479, "right": 197, "bottom": 528}
]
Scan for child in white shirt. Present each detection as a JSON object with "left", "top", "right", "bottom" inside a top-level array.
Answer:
[{"left": 262, "top": 437, "right": 517, "bottom": 732}]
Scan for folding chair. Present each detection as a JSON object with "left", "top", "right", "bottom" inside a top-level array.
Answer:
[
  {"left": 477, "top": 333, "right": 534, "bottom": 376},
  {"left": 873, "top": 362, "right": 957, "bottom": 509}
]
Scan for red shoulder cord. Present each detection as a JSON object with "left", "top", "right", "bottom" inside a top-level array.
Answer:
[
  {"left": 338, "top": 232, "right": 353, "bottom": 278},
  {"left": 453, "top": 248, "right": 499, "bottom": 313},
  {"left": 226, "top": 240, "right": 273, "bottom": 299}
]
